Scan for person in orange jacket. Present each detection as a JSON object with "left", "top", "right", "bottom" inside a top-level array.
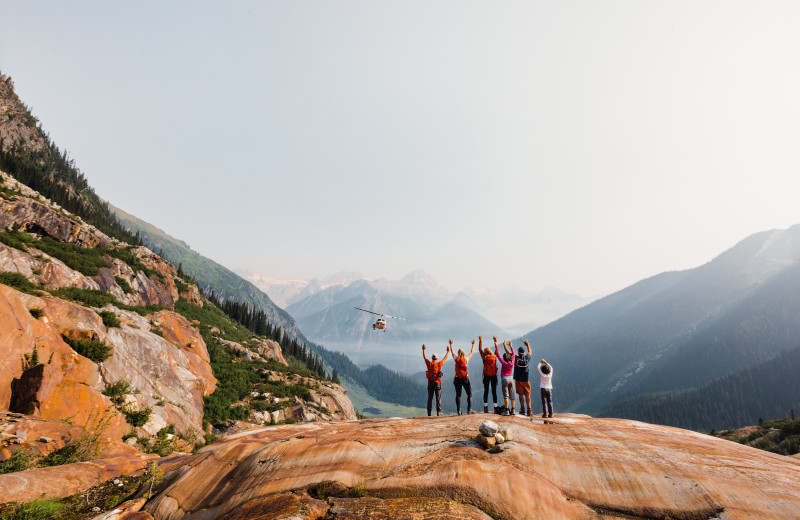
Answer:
[
  {"left": 478, "top": 336, "right": 499, "bottom": 413},
  {"left": 423, "top": 342, "right": 451, "bottom": 416},
  {"left": 452, "top": 339, "right": 476, "bottom": 415}
]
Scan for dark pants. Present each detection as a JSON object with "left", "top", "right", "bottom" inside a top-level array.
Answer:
[
  {"left": 541, "top": 388, "right": 553, "bottom": 416},
  {"left": 427, "top": 381, "right": 442, "bottom": 416},
  {"left": 483, "top": 374, "right": 498, "bottom": 406},
  {"left": 453, "top": 376, "right": 472, "bottom": 412}
]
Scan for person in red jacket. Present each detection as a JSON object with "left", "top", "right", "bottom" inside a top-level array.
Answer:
[
  {"left": 478, "top": 336, "right": 498, "bottom": 413},
  {"left": 452, "top": 339, "right": 476, "bottom": 415},
  {"left": 423, "top": 342, "right": 450, "bottom": 416}
]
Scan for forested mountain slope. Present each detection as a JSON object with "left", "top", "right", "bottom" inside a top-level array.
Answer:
[
  {"left": 520, "top": 226, "right": 800, "bottom": 422},
  {"left": 601, "top": 346, "right": 800, "bottom": 431}
]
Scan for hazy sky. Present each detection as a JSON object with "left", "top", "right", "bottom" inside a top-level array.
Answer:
[{"left": 2, "top": 1, "right": 799, "bottom": 296}]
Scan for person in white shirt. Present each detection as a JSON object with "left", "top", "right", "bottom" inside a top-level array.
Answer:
[{"left": 538, "top": 359, "right": 554, "bottom": 418}]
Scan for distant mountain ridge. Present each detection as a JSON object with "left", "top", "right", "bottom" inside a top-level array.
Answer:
[
  {"left": 245, "top": 269, "right": 596, "bottom": 345},
  {"left": 520, "top": 225, "right": 800, "bottom": 430}
]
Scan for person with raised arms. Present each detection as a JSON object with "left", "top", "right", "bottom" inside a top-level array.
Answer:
[
  {"left": 422, "top": 342, "right": 451, "bottom": 417},
  {"left": 451, "top": 338, "right": 476, "bottom": 415},
  {"left": 538, "top": 358, "right": 554, "bottom": 418},
  {"left": 495, "top": 338, "right": 516, "bottom": 416},
  {"left": 478, "top": 336, "right": 498, "bottom": 413},
  {"left": 514, "top": 340, "right": 533, "bottom": 416}
]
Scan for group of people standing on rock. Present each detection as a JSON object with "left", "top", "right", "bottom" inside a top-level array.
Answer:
[{"left": 422, "top": 336, "right": 554, "bottom": 418}]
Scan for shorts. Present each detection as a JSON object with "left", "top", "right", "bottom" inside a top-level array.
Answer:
[
  {"left": 501, "top": 377, "right": 514, "bottom": 400},
  {"left": 515, "top": 380, "right": 531, "bottom": 397}
]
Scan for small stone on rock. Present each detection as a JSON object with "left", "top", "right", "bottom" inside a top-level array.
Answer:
[
  {"left": 479, "top": 420, "right": 499, "bottom": 437},
  {"left": 499, "top": 428, "right": 513, "bottom": 442},
  {"left": 494, "top": 433, "right": 505, "bottom": 444},
  {"left": 475, "top": 433, "right": 496, "bottom": 449},
  {"left": 39, "top": 436, "right": 54, "bottom": 443}
]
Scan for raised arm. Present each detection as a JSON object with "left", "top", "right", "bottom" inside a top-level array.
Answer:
[
  {"left": 478, "top": 336, "right": 485, "bottom": 359},
  {"left": 422, "top": 344, "right": 429, "bottom": 363},
  {"left": 442, "top": 340, "right": 453, "bottom": 363},
  {"left": 467, "top": 339, "right": 476, "bottom": 361},
  {"left": 503, "top": 340, "right": 513, "bottom": 355},
  {"left": 524, "top": 339, "right": 532, "bottom": 355}
]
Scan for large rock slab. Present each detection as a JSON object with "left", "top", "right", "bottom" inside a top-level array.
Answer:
[
  {"left": 140, "top": 415, "right": 800, "bottom": 520},
  {"left": 328, "top": 497, "right": 492, "bottom": 520}
]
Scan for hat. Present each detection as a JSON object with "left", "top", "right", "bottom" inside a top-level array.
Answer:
[
  {"left": 431, "top": 354, "right": 438, "bottom": 360},
  {"left": 518, "top": 347, "right": 524, "bottom": 355}
]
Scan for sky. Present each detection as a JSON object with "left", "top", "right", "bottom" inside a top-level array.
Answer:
[{"left": 1, "top": 1, "right": 799, "bottom": 297}]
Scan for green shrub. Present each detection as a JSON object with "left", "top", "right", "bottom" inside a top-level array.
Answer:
[
  {"left": 144, "top": 426, "right": 177, "bottom": 457},
  {"left": 0, "top": 449, "right": 34, "bottom": 475},
  {"left": 32, "top": 237, "right": 110, "bottom": 276},
  {"left": 0, "top": 498, "right": 64, "bottom": 520},
  {"left": 123, "top": 407, "right": 152, "bottom": 427},
  {"left": 28, "top": 308, "right": 44, "bottom": 319},
  {"left": 38, "top": 444, "right": 81, "bottom": 468},
  {"left": 51, "top": 287, "right": 116, "bottom": 308},
  {"left": 100, "top": 310, "right": 121, "bottom": 328},
  {"left": 61, "top": 335, "right": 113, "bottom": 363},
  {"left": 174, "top": 278, "right": 188, "bottom": 294},
  {"left": 0, "top": 229, "right": 33, "bottom": 251},
  {"left": 103, "top": 379, "right": 136, "bottom": 406},
  {"left": 115, "top": 276, "right": 134, "bottom": 294},
  {"left": 0, "top": 271, "right": 41, "bottom": 295}
]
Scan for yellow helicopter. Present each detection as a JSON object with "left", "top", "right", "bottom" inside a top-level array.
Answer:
[{"left": 355, "top": 307, "right": 406, "bottom": 331}]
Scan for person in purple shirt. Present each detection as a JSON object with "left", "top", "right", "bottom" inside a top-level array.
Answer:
[{"left": 494, "top": 337, "right": 516, "bottom": 416}]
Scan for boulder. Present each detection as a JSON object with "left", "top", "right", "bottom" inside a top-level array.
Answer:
[
  {"left": 478, "top": 420, "right": 498, "bottom": 437},
  {"left": 499, "top": 428, "right": 513, "bottom": 442},
  {"left": 475, "top": 433, "right": 496, "bottom": 449}
]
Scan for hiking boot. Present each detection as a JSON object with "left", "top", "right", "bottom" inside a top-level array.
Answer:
[
  {"left": 542, "top": 413, "right": 547, "bottom": 418},
  {"left": 483, "top": 406, "right": 489, "bottom": 413},
  {"left": 457, "top": 409, "right": 462, "bottom": 415},
  {"left": 548, "top": 413, "right": 553, "bottom": 418},
  {"left": 468, "top": 409, "right": 476, "bottom": 414},
  {"left": 501, "top": 408, "right": 510, "bottom": 416},
  {"left": 510, "top": 408, "right": 515, "bottom": 416},
  {"left": 527, "top": 410, "right": 533, "bottom": 417},
  {"left": 519, "top": 407, "right": 525, "bottom": 415}
]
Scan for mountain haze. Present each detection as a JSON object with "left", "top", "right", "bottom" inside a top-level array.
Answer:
[{"left": 521, "top": 225, "right": 800, "bottom": 429}]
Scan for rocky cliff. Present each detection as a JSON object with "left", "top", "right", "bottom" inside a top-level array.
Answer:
[{"left": 139, "top": 414, "right": 800, "bottom": 520}]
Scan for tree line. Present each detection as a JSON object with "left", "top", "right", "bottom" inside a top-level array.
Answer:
[{"left": 601, "top": 346, "right": 800, "bottom": 432}]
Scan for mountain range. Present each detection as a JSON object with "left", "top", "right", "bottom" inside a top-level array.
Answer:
[
  {"left": 242, "top": 268, "right": 595, "bottom": 370},
  {"left": 518, "top": 225, "right": 800, "bottom": 429}
]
